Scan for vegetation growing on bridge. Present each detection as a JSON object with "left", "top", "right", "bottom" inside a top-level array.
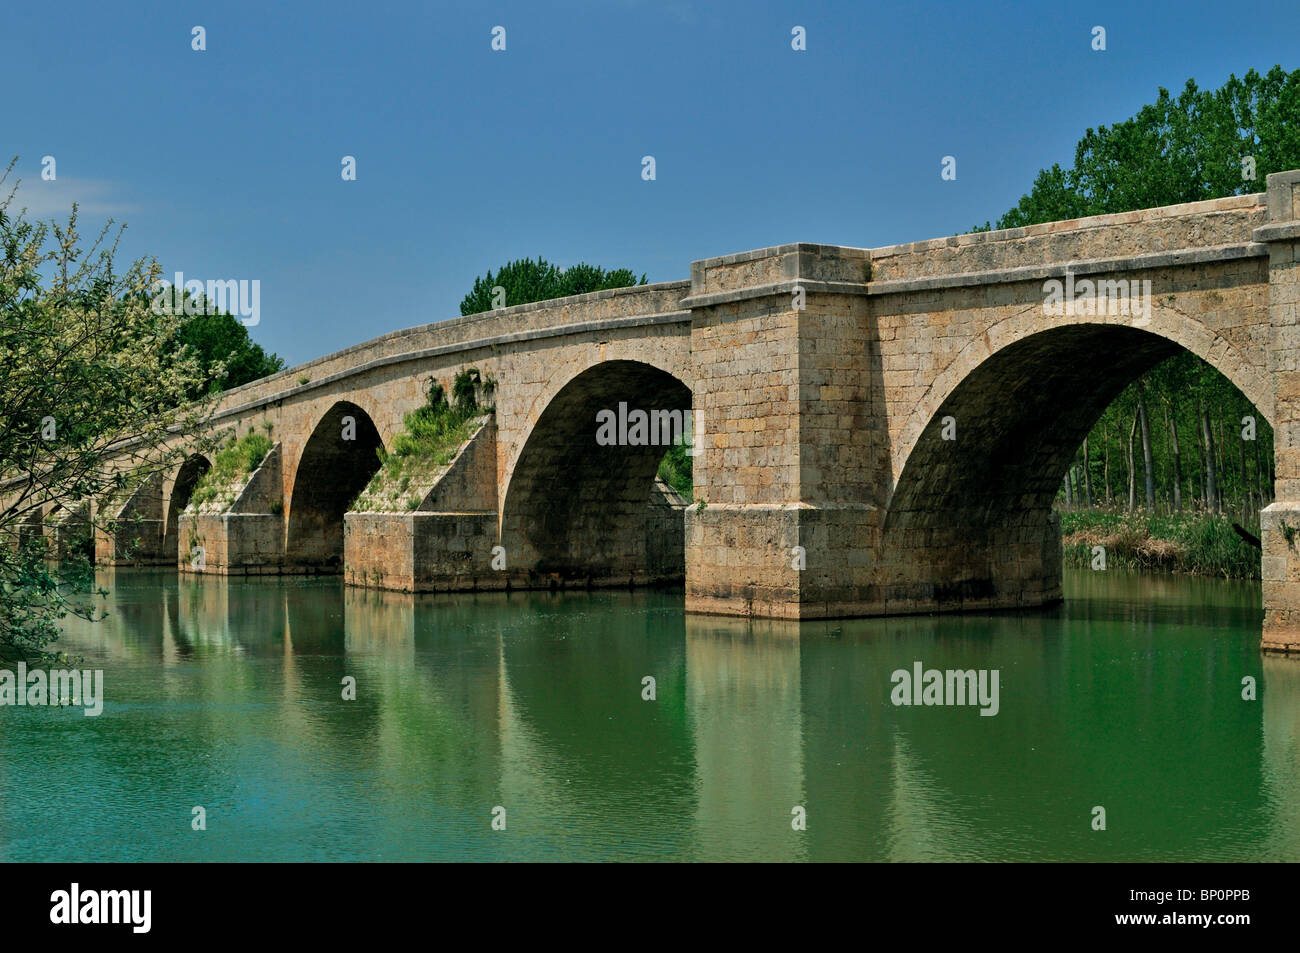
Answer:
[
  {"left": 187, "top": 428, "right": 275, "bottom": 513},
  {"left": 459, "top": 257, "right": 647, "bottom": 315},
  {"left": 352, "top": 369, "right": 494, "bottom": 513}
]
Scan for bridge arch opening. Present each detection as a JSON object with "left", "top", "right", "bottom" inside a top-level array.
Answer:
[
  {"left": 286, "top": 401, "right": 384, "bottom": 572},
  {"left": 881, "top": 323, "right": 1271, "bottom": 607},
  {"left": 502, "top": 359, "right": 692, "bottom": 586},
  {"left": 164, "top": 453, "right": 211, "bottom": 562}
]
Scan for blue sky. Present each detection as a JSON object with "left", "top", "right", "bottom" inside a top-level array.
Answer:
[{"left": 7, "top": 0, "right": 1298, "bottom": 366}]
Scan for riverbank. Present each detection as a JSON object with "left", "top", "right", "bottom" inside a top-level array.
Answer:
[{"left": 1059, "top": 509, "right": 1261, "bottom": 579}]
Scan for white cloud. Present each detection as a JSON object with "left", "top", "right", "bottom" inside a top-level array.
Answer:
[{"left": 3, "top": 176, "right": 138, "bottom": 220}]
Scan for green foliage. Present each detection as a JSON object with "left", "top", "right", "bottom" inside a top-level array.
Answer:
[
  {"left": 451, "top": 367, "right": 481, "bottom": 414},
  {"left": 0, "top": 158, "right": 212, "bottom": 659},
  {"left": 353, "top": 370, "right": 494, "bottom": 512},
  {"left": 1059, "top": 351, "right": 1273, "bottom": 517},
  {"left": 979, "top": 66, "right": 1300, "bottom": 231},
  {"left": 172, "top": 309, "right": 284, "bottom": 398},
  {"left": 657, "top": 442, "right": 694, "bottom": 502},
  {"left": 1060, "top": 509, "right": 1261, "bottom": 579},
  {"left": 460, "top": 256, "right": 647, "bottom": 315},
  {"left": 188, "top": 430, "right": 275, "bottom": 509}
]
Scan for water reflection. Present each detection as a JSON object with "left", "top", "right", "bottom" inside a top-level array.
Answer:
[{"left": 6, "top": 568, "right": 1294, "bottom": 861}]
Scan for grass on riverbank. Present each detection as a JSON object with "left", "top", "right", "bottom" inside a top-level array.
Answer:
[{"left": 1059, "top": 509, "right": 1261, "bottom": 579}]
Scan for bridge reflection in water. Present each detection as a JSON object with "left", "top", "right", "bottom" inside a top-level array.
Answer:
[{"left": 21, "top": 567, "right": 1298, "bottom": 862}]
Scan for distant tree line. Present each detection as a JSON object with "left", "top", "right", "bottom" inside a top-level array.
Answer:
[
  {"left": 1060, "top": 352, "right": 1272, "bottom": 516},
  {"left": 973, "top": 66, "right": 1300, "bottom": 231}
]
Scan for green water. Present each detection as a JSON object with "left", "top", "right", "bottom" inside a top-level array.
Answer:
[{"left": 2, "top": 568, "right": 1297, "bottom": 862}]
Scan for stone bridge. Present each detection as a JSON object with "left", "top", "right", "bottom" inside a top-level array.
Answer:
[{"left": 31, "top": 170, "right": 1300, "bottom": 653}]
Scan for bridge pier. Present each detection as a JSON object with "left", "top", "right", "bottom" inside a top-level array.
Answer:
[
  {"left": 178, "top": 444, "right": 284, "bottom": 575},
  {"left": 1260, "top": 170, "right": 1300, "bottom": 654},
  {"left": 96, "top": 471, "right": 168, "bottom": 566},
  {"left": 683, "top": 245, "right": 882, "bottom": 619}
]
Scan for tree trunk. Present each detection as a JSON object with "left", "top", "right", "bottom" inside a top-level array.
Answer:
[
  {"left": 1064, "top": 464, "right": 1074, "bottom": 506},
  {"left": 1238, "top": 430, "right": 1248, "bottom": 517},
  {"left": 1270, "top": 439, "right": 1276, "bottom": 501},
  {"left": 1202, "top": 404, "right": 1219, "bottom": 513},
  {"left": 1138, "top": 385, "right": 1155, "bottom": 510},
  {"left": 1168, "top": 404, "right": 1183, "bottom": 512},
  {"left": 1083, "top": 437, "right": 1094, "bottom": 506},
  {"left": 1163, "top": 403, "right": 1173, "bottom": 509},
  {"left": 1127, "top": 409, "right": 1139, "bottom": 513},
  {"left": 1103, "top": 423, "right": 1112, "bottom": 505},
  {"left": 1217, "top": 418, "right": 1226, "bottom": 503},
  {"left": 1253, "top": 431, "right": 1262, "bottom": 509}
]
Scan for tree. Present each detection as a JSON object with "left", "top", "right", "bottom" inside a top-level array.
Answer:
[
  {"left": 459, "top": 256, "right": 646, "bottom": 315},
  {"left": 0, "top": 162, "right": 211, "bottom": 660},
  {"left": 1136, "top": 382, "right": 1155, "bottom": 509},
  {"left": 991, "top": 70, "right": 1297, "bottom": 516},
  {"left": 171, "top": 308, "right": 283, "bottom": 398},
  {"left": 979, "top": 66, "right": 1300, "bottom": 232}
]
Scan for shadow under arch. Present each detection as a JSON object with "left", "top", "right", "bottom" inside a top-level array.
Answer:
[
  {"left": 164, "top": 453, "right": 211, "bottom": 562},
  {"left": 286, "top": 400, "right": 384, "bottom": 572},
  {"left": 501, "top": 359, "right": 691, "bottom": 585},
  {"left": 881, "top": 323, "right": 1270, "bottom": 606}
]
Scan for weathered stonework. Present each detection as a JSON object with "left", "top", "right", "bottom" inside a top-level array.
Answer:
[
  {"left": 1257, "top": 170, "right": 1300, "bottom": 653},
  {"left": 344, "top": 419, "right": 500, "bottom": 592},
  {"left": 14, "top": 175, "right": 1300, "bottom": 652},
  {"left": 178, "top": 444, "right": 284, "bottom": 575},
  {"left": 95, "top": 471, "right": 167, "bottom": 566}
]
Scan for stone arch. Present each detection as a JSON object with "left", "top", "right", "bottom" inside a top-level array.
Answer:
[
  {"left": 497, "top": 334, "right": 692, "bottom": 512},
  {"left": 500, "top": 359, "right": 692, "bottom": 584},
  {"left": 880, "top": 321, "right": 1271, "bottom": 608},
  {"left": 164, "top": 453, "right": 211, "bottom": 561},
  {"left": 888, "top": 307, "right": 1273, "bottom": 493},
  {"left": 286, "top": 401, "right": 385, "bottom": 571}
]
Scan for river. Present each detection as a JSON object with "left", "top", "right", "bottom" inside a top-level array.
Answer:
[{"left": 2, "top": 568, "right": 1297, "bottom": 861}]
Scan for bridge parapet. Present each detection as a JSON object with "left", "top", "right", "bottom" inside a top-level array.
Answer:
[
  {"left": 208, "top": 280, "right": 691, "bottom": 420},
  {"left": 870, "top": 192, "right": 1266, "bottom": 287}
]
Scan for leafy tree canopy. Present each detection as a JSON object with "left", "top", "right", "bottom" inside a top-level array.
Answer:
[
  {"left": 1, "top": 162, "right": 215, "bottom": 659},
  {"left": 460, "top": 256, "right": 646, "bottom": 315},
  {"left": 974, "top": 65, "right": 1300, "bottom": 231},
  {"left": 171, "top": 308, "right": 284, "bottom": 398}
]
